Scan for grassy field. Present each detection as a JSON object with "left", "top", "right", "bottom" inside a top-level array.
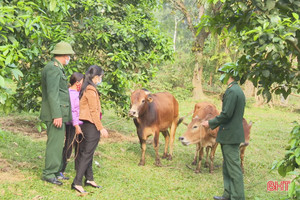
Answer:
[{"left": 0, "top": 96, "right": 299, "bottom": 200}]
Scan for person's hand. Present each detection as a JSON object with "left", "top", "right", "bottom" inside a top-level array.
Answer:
[
  {"left": 201, "top": 120, "right": 209, "bottom": 128},
  {"left": 53, "top": 118, "right": 62, "bottom": 128},
  {"left": 100, "top": 128, "right": 109, "bottom": 138},
  {"left": 75, "top": 125, "right": 82, "bottom": 135}
]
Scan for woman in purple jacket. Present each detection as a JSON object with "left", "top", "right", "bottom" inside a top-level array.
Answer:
[{"left": 58, "top": 72, "right": 84, "bottom": 180}]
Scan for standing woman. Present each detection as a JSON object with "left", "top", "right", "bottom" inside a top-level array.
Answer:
[
  {"left": 72, "top": 65, "right": 109, "bottom": 193},
  {"left": 60, "top": 72, "right": 84, "bottom": 178}
]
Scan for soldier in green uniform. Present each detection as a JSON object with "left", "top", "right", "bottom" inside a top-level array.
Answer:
[
  {"left": 40, "top": 41, "right": 75, "bottom": 185},
  {"left": 202, "top": 63, "right": 246, "bottom": 200}
]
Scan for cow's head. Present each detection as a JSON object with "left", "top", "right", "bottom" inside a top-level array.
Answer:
[
  {"left": 128, "top": 89, "right": 153, "bottom": 118},
  {"left": 178, "top": 116, "right": 207, "bottom": 146}
]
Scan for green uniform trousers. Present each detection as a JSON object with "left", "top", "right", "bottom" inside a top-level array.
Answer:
[
  {"left": 221, "top": 144, "right": 245, "bottom": 200},
  {"left": 42, "top": 122, "right": 65, "bottom": 179}
]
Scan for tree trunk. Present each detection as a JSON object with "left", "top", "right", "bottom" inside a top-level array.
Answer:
[
  {"left": 192, "top": 51, "right": 204, "bottom": 99},
  {"left": 173, "top": 16, "right": 178, "bottom": 52},
  {"left": 244, "top": 80, "right": 255, "bottom": 98},
  {"left": 209, "top": 72, "right": 213, "bottom": 86}
]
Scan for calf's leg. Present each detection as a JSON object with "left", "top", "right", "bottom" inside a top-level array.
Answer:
[
  {"left": 204, "top": 146, "right": 210, "bottom": 168},
  {"left": 209, "top": 143, "right": 218, "bottom": 173},
  {"left": 192, "top": 143, "right": 200, "bottom": 165},
  {"left": 195, "top": 147, "right": 204, "bottom": 173},
  {"left": 240, "top": 145, "right": 246, "bottom": 173}
]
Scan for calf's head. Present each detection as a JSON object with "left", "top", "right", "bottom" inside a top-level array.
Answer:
[
  {"left": 179, "top": 117, "right": 206, "bottom": 146},
  {"left": 128, "top": 89, "right": 153, "bottom": 118}
]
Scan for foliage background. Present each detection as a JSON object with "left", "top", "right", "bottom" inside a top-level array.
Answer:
[{"left": 0, "top": 0, "right": 174, "bottom": 116}]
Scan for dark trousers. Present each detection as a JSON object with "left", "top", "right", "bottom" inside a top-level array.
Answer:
[
  {"left": 73, "top": 121, "right": 100, "bottom": 186},
  {"left": 61, "top": 124, "right": 79, "bottom": 173},
  {"left": 42, "top": 122, "right": 65, "bottom": 179},
  {"left": 221, "top": 144, "right": 245, "bottom": 200}
]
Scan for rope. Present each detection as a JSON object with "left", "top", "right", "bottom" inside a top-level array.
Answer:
[
  {"left": 103, "top": 118, "right": 127, "bottom": 127},
  {"left": 65, "top": 132, "right": 85, "bottom": 161}
]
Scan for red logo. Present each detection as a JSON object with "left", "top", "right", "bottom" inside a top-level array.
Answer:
[{"left": 267, "top": 181, "right": 290, "bottom": 191}]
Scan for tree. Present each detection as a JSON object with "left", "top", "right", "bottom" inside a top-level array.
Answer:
[
  {"left": 165, "top": 0, "right": 213, "bottom": 99},
  {"left": 0, "top": 0, "right": 173, "bottom": 116},
  {"left": 202, "top": 0, "right": 300, "bottom": 100}
]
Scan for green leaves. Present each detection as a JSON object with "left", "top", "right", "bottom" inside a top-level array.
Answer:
[
  {"left": 11, "top": 69, "right": 23, "bottom": 80},
  {"left": 205, "top": 0, "right": 300, "bottom": 102},
  {"left": 50, "top": 0, "right": 57, "bottom": 11},
  {"left": 273, "top": 122, "right": 300, "bottom": 198},
  {"left": 0, "top": 0, "right": 173, "bottom": 116},
  {"left": 0, "top": 76, "right": 5, "bottom": 88}
]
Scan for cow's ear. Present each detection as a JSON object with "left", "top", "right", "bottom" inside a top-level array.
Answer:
[{"left": 147, "top": 96, "right": 153, "bottom": 103}]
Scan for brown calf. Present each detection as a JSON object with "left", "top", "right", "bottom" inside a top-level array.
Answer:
[
  {"left": 129, "top": 89, "right": 179, "bottom": 166},
  {"left": 179, "top": 102, "right": 219, "bottom": 173},
  {"left": 179, "top": 102, "right": 252, "bottom": 173}
]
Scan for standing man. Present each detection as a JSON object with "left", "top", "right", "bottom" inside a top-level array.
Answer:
[
  {"left": 40, "top": 41, "right": 75, "bottom": 185},
  {"left": 202, "top": 63, "right": 246, "bottom": 200}
]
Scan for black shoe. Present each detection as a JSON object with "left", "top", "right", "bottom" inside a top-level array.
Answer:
[
  {"left": 84, "top": 180, "right": 102, "bottom": 188},
  {"left": 42, "top": 177, "right": 63, "bottom": 186},
  {"left": 71, "top": 183, "right": 88, "bottom": 193},
  {"left": 57, "top": 172, "right": 70, "bottom": 180},
  {"left": 213, "top": 196, "right": 229, "bottom": 200}
]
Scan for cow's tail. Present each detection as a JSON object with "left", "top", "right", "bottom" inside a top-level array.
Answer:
[
  {"left": 177, "top": 111, "right": 193, "bottom": 126},
  {"left": 177, "top": 117, "right": 184, "bottom": 126}
]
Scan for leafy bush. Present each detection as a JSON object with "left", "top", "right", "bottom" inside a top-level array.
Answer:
[
  {"left": 0, "top": 0, "right": 173, "bottom": 116},
  {"left": 273, "top": 122, "right": 300, "bottom": 199}
]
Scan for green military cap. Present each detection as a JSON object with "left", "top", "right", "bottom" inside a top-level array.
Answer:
[
  {"left": 50, "top": 41, "right": 75, "bottom": 55},
  {"left": 218, "top": 62, "right": 239, "bottom": 77},
  {"left": 218, "top": 62, "right": 240, "bottom": 83}
]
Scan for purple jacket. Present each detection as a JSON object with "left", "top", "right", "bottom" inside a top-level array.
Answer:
[{"left": 67, "top": 89, "right": 83, "bottom": 126}]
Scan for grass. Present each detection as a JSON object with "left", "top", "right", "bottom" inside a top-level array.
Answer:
[{"left": 0, "top": 97, "right": 299, "bottom": 200}]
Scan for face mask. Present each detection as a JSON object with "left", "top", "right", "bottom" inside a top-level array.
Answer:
[
  {"left": 76, "top": 82, "right": 82, "bottom": 91},
  {"left": 96, "top": 80, "right": 102, "bottom": 86},
  {"left": 65, "top": 56, "right": 70, "bottom": 65}
]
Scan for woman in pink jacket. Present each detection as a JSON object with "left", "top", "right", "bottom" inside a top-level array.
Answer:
[{"left": 58, "top": 72, "right": 84, "bottom": 180}]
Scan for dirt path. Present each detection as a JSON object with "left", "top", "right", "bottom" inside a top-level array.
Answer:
[{"left": 0, "top": 115, "right": 138, "bottom": 143}]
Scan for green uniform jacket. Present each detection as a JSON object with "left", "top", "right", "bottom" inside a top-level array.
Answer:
[
  {"left": 40, "top": 58, "right": 72, "bottom": 123},
  {"left": 209, "top": 81, "right": 245, "bottom": 144}
]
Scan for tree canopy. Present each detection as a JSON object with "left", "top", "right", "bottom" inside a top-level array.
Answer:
[
  {"left": 0, "top": 0, "right": 173, "bottom": 115},
  {"left": 202, "top": 0, "right": 300, "bottom": 101}
]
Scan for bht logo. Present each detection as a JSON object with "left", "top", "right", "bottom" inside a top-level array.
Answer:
[{"left": 267, "top": 181, "right": 291, "bottom": 191}]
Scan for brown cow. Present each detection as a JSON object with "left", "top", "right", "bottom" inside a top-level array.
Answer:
[
  {"left": 129, "top": 89, "right": 179, "bottom": 166},
  {"left": 179, "top": 102, "right": 252, "bottom": 173}
]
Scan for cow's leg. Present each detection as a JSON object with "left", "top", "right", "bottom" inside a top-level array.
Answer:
[
  {"left": 192, "top": 143, "right": 200, "bottom": 165},
  {"left": 161, "top": 130, "right": 170, "bottom": 159},
  {"left": 204, "top": 146, "right": 210, "bottom": 168},
  {"left": 136, "top": 128, "right": 147, "bottom": 166},
  {"left": 240, "top": 145, "right": 246, "bottom": 173},
  {"left": 209, "top": 143, "right": 218, "bottom": 173},
  {"left": 153, "top": 130, "right": 162, "bottom": 166},
  {"left": 139, "top": 139, "right": 147, "bottom": 166},
  {"left": 168, "top": 118, "right": 178, "bottom": 160},
  {"left": 195, "top": 147, "right": 204, "bottom": 173}
]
